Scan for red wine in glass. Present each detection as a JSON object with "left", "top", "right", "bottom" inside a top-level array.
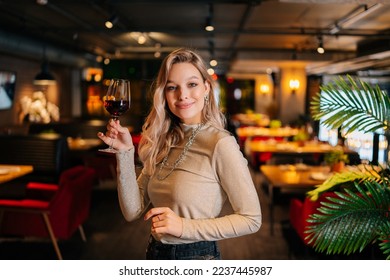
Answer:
[
  {"left": 104, "top": 99, "right": 130, "bottom": 120},
  {"left": 99, "top": 79, "right": 131, "bottom": 153}
]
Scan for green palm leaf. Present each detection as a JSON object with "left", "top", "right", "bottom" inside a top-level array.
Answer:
[
  {"left": 307, "top": 165, "right": 384, "bottom": 201},
  {"left": 305, "top": 180, "right": 390, "bottom": 259},
  {"left": 310, "top": 75, "right": 390, "bottom": 135},
  {"left": 378, "top": 221, "right": 390, "bottom": 258},
  {"left": 308, "top": 74, "right": 390, "bottom": 260}
]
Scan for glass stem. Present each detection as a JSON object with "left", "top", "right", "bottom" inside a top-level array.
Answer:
[
  {"left": 110, "top": 117, "right": 118, "bottom": 149},
  {"left": 109, "top": 138, "right": 115, "bottom": 150}
]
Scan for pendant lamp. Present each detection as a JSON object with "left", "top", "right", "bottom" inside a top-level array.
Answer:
[{"left": 34, "top": 60, "right": 56, "bottom": 85}]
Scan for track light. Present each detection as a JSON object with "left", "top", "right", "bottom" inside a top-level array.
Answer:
[
  {"left": 317, "top": 37, "right": 325, "bottom": 54},
  {"left": 105, "top": 15, "right": 118, "bottom": 29},
  {"left": 205, "top": 17, "right": 214, "bottom": 32},
  {"left": 205, "top": 4, "right": 214, "bottom": 32},
  {"left": 317, "top": 43, "right": 325, "bottom": 54}
]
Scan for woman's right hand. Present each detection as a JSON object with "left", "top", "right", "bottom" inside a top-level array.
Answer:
[{"left": 97, "top": 119, "right": 134, "bottom": 151}]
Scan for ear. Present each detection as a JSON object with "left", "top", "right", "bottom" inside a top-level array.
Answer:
[{"left": 204, "top": 80, "right": 210, "bottom": 96}]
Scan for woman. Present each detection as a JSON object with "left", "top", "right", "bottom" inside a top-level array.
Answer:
[{"left": 98, "top": 48, "right": 261, "bottom": 260}]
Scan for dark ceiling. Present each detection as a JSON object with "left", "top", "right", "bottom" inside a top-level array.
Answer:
[{"left": 1, "top": 0, "right": 390, "bottom": 76}]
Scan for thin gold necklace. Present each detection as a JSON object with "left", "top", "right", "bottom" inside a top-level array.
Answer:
[{"left": 156, "top": 123, "right": 205, "bottom": 180}]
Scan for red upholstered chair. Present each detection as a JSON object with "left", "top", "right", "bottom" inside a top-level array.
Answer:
[
  {"left": 131, "top": 133, "right": 142, "bottom": 164},
  {"left": 0, "top": 165, "right": 96, "bottom": 259},
  {"left": 289, "top": 192, "right": 338, "bottom": 246}
]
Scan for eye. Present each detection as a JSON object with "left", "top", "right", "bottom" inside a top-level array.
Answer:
[
  {"left": 188, "top": 82, "right": 198, "bottom": 88},
  {"left": 165, "top": 85, "right": 177, "bottom": 91}
]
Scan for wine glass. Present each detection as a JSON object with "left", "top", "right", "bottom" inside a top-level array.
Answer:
[{"left": 99, "top": 78, "right": 131, "bottom": 153}]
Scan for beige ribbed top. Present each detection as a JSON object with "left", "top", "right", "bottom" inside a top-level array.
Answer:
[{"left": 116, "top": 123, "right": 262, "bottom": 244}]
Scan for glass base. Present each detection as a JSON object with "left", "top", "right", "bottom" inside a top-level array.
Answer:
[{"left": 98, "top": 147, "right": 118, "bottom": 154}]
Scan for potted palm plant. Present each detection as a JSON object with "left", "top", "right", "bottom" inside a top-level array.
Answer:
[{"left": 307, "top": 75, "right": 390, "bottom": 259}]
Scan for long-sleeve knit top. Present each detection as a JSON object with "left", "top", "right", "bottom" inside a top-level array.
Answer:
[{"left": 116, "top": 123, "right": 262, "bottom": 244}]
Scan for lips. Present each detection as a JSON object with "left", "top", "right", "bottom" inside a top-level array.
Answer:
[{"left": 176, "top": 102, "right": 194, "bottom": 109}]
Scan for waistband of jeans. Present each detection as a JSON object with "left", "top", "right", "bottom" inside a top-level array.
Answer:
[{"left": 149, "top": 236, "right": 217, "bottom": 251}]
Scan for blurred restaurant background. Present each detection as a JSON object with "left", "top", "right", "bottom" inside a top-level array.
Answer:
[{"left": 0, "top": 0, "right": 389, "bottom": 260}]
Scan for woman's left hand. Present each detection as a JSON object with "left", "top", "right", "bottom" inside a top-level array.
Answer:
[{"left": 144, "top": 207, "right": 183, "bottom": 238}]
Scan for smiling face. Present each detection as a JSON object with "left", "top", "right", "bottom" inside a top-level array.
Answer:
[{"left": 164, "top": 62, "right": 210, "bottom": 125}]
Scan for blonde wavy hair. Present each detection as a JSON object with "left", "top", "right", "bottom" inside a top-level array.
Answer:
[{"left": 138, "top": 48, "right": 226, "bottom": 175}]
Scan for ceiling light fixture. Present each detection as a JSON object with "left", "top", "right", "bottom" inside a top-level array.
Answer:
[
  {"left": 34, "top": 60, "right": 56, "bottom": 85},
  {"left": 329, "top": 3, "right": 383, "bottom": 35},
  {"left": 317, "top": 43, "right": 325, "bottom": 54},
  {"left": 329, "top": 24, "right": 340, "bottom": 35},
  {"left": 205, "top": 17, "right": 214, "bottom": 32},
  {"left": 317, "top": 36, "right": 325, "bottom": 54},
  {"left": 105, "top": 15, "right": 118, "bottom": 29},
  {"left": 205, "top": 4, "right": 214, "bottom": 32},
  {"left": 36, "top": 0, "right": 48, "bottom": 5},
  {"left": 34, "top": 45, "right": 56, "bottom": 86}
]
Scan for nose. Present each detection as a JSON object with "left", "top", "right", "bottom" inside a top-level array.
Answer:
[{"left": 177, "top": 87, "right": 189, "bottom": 100}]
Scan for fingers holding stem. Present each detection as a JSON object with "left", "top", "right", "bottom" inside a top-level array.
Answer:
[{"left": 110, "top": 138, "right": 115, "bottom": 149}]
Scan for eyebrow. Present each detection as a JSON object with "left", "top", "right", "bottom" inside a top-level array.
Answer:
[{"left": 167, "top": 75, "right": 201, "bottom": 84}]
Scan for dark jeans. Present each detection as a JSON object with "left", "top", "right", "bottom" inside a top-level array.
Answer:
[{"left": 146, "top": 236, "right": 221, "bottom": 260}]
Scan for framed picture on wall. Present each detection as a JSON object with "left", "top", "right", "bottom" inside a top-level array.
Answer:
[{"left": 0, "top": 70, "right": 16, "bottom": 110}]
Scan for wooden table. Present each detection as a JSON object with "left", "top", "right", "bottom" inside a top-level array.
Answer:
[
  {"left": 260, "top": 164, "right": 330, "bottom": 235},
  {"left": 236, "top": 126, "right": 299, "bottom": 150},
  {"left": 236, "top": 126, "right": 299, "bottom": 139},
  {"left": 67, "top": 137, "right": 103, "bottom": 151},
  {"left": 246, "top": 140, "right": 360, "bottom": 167},
  {"left": 248, "top": 140, "right": 334, "bottom": 154},
  {"left": 0, "top": 165, "right": 34, "bottom": 185}
]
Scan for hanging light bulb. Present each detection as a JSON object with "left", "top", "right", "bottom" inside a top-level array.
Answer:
[
  {"left": 317, "top": 36, "right": 325, "bottom": 54},
  {"left": 205, "top": 17, "right": 214, "bottom": 32},
  {"left": 105, "top": 15, "right": 118, "bottom": 29},
  {"left": 317, "top": 43, "right": 325, "bottom": 54},
  {"left": 210, "top": 59, "right": 218, "bottom": 67},
  {"left": 205, "top": 4, "right": 214, "bottom": 32}
]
